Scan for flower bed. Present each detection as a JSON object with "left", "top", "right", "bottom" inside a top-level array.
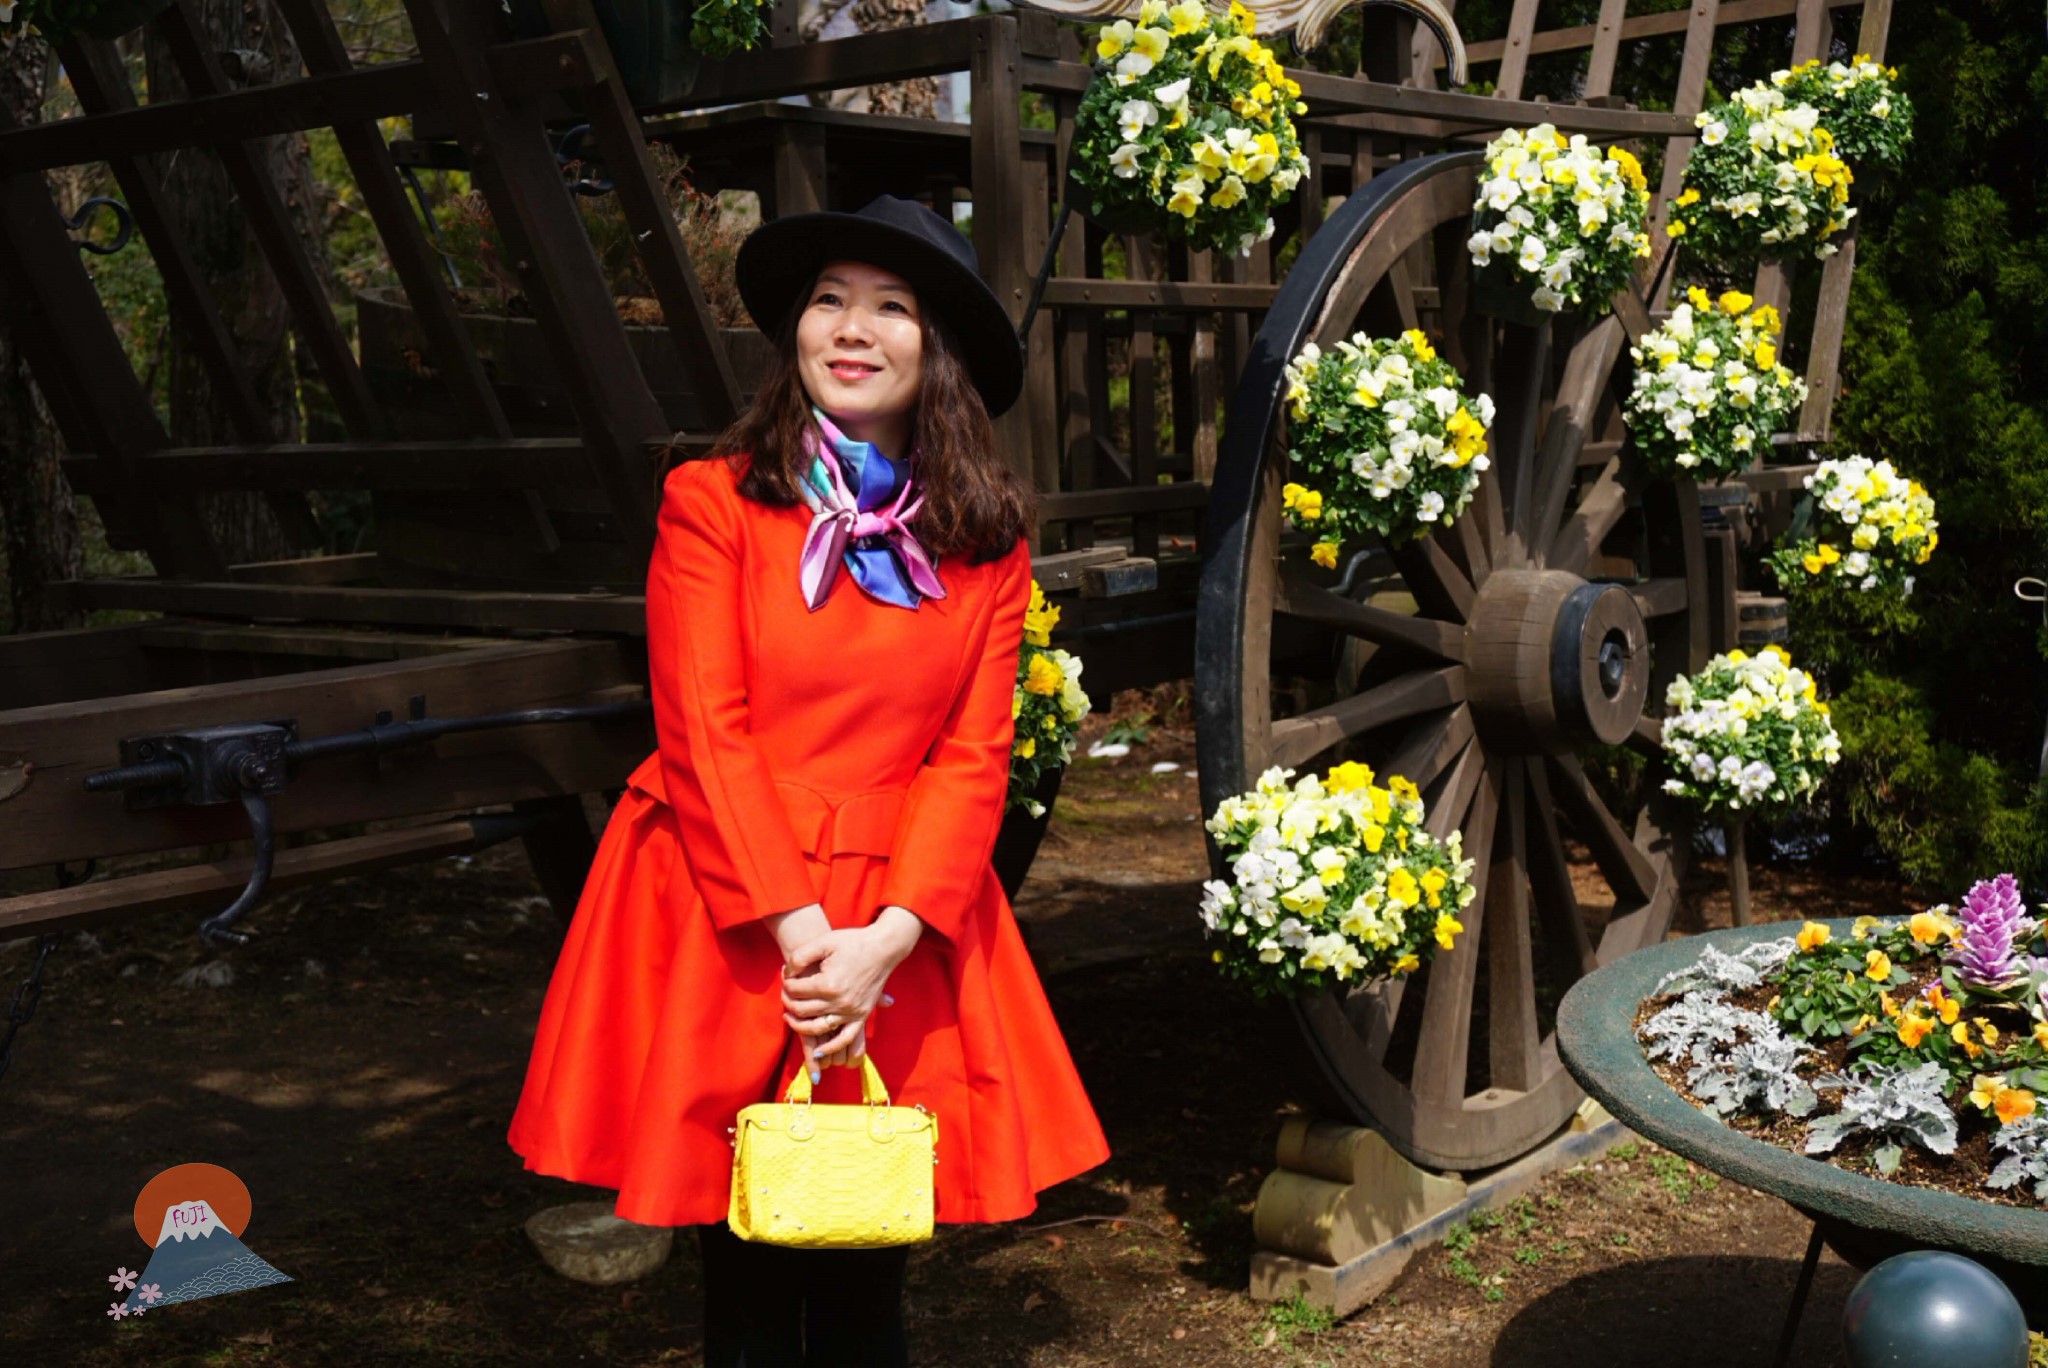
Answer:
[
  {"left": 1632, "top": 881, "right": 2048, "bottom": 1205},
  {"left": 1277, "top": 328, "right": 1493, "bottom": 560},
  {"left": 1070, "top": 0, "right": 1311, "bottom": 256},
  {"left": 1198, "top": 762, "right": 1477, "bottom": 997}
]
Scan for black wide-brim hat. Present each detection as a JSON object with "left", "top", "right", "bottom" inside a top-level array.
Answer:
[{"left": 736, "top": 194, "right": 1025, "bottom": 418}]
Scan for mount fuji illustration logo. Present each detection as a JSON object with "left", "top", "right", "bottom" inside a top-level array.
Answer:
[{"left": 104, "top": 1163, "right": 291, "bottom": 1320}]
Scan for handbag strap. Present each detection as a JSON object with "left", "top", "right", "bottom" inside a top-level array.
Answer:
[{"left": 783, "top": 1053, "right": 891, "bottom": 1107}]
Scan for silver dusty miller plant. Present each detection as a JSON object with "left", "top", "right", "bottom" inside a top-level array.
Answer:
[
  {"left": 1652, "top": 938, "right": 1797, "bottom": 998},
  {"left": 1988, "top": 1114, "right": 2048, "bottom": 1201},
  {"left": 1641, "top": 992, "right": 1775, "bottom": 1065},
  {"left": 1688, "top": 1025, "right": 1820, "bottom": 1118},
  {"left": 1804, "top": 1061, "right": 1959, "bottom": 1175}
]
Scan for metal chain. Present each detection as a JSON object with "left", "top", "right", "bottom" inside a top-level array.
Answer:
[{"left": 0, "top": 933, "right": 59, "bottom": 1084}]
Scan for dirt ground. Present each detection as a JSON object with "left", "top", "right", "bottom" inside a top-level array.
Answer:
[{"left": 1, "top": 693, "right": 1908, "bottom": 1366}]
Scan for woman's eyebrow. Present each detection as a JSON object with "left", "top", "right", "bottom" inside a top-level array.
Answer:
[{"left": 812, "top": 272, "right": 913, "bottom": 296}]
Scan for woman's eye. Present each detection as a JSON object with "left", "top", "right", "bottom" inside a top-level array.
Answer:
[
  {"left": 812, "top": 291, "right": 842, "bottom": 307},
  {"left": 883, "top": 300, "right": 911, "bottom": 314}
]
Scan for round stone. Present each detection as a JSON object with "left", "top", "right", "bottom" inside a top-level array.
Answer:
[
  {"left": 1842, "top": 1251, "right": 2030, "bottom": 1368},
  {"left": 524, "top": 1201, "right": 674, "bottom": 1285}
]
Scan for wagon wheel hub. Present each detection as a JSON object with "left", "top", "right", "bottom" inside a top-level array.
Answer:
[{"left": 1465, "top": 570, "right": 1649, "bottom": 754}]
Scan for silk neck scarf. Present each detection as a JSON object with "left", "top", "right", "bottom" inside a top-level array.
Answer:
[{"left": 794, "top": 406, "right": 946, "bottom": 611}]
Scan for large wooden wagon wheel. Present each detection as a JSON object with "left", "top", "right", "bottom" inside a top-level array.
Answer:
[{"left": 1196, "top": 151, "right": 1710, "bottom": 1170}]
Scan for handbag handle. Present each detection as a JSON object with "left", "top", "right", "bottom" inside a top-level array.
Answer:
[{"left": 784, "top": 1053, "right": 891, "bottom": 1107}]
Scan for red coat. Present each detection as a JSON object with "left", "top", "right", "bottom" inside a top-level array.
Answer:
[{"left": 508, "top": 455, "right": 1108, "bottom": 1226}]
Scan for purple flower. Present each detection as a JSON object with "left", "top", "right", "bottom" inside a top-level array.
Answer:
[{"left": 1949, "top": 873, "right": 2035, "bottom": 987}]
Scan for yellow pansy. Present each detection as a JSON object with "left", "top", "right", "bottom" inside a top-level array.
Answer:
[
  {"left": 1675, "top": 187, "right": 1701, "bottom": 207},
  {"left": 1362, "top": 822, "right": 1386, "bottom": 853},
  {"left": 1754, "top": 341, "right": 1777, "bottom": 369},
  {"left": 1326, "top": 760, "right": 1375, "bottom": 792},
  {"left": 1687, "top": 285, "right": 1713, "bottom": 311},
  {"left": 1389, "top": 776, "right": 1421, "bottom": 804},
  {"left": 1909, "top": 909, "right": 1958, "bottom": 944},
  {"left": 1387, "top": 868, "right": 1421, "bottom": 908},
  {"left": 1606, "top": 146, "right": 1646, "bottom": 191},
  {"left": 1015, "top": 735, "right": 1037, "bottom": 758},
  {"left": 1402, "top": 328, "right": 1436, "bottom": 362},
  {"left": 1131, "top": 25, "right": 1170, "bottom": 63},
  {"left": 1719, "top": 290, "right": 1753, "bottom": 315},
  {"left": 1421, "top": 868, "right": 1448, "bottom": 909},
  {"left": 1433, "top": 912, "right": 1463, "bottom": 950},
  {"left": 1096, "top": 19, "right": 1134, "bottom": 58},
  {"left": 1310, "top": 540, "right": 1340, "bottom": 570},
  {"left": 1865, "top": 950, "right": 1892, "bottom": 981},
  {"left": 1393, "top": 952, "right": 1421, "bottom": 975},
  {"left": 1024, "top": 653, "right": 1064, "bottom": 695},
  {"left": 1795, "top": 921, "right": 1831, "bottom": 952},
  {"left": 1928, "top": 984, "right": 1961, "bottom": 1025}
]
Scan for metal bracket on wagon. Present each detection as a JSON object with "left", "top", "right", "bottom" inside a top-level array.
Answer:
[
  {"left": 1006, "top": 0, "right": 1467, "bottom": 83},
  {"left": 81, "top": 698, "right": 651, "bottom": 951}
]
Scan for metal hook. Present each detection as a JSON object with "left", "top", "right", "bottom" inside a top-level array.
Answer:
[
  {"left": 65, "top": 196, "right": 135, "bottom": 256},
  {"left": 2014, "top": 577, "right": 2047, "bottom": 604}
]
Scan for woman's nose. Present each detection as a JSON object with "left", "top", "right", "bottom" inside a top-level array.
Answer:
[{"left": 833, "top": 309, "right": 877, "bottom": 345}]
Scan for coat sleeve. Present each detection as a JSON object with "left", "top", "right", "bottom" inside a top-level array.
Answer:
[
  {"left": 877, "top": 538, "right": 1032, "bottom": 944},
  {"left": 644, "top": 461, "right": 819, "bottom": 930}
]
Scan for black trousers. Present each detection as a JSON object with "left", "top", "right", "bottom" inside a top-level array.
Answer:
[{"left": 697, "top": 1222, "right": 911, "bottom": 1368}]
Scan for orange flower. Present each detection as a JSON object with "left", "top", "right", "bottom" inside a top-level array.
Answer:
[
  {"left": 1865, "top": 950, "right": 1892, "bottom": 981},
  {"left": 1977, "top": 1019, "right": 2001, "bottom": 1048},
  {"left": 1909, "top": 910, "right": 1957, "bottom": 944},
  {"left": 1927, "top": 984, "right": 1961, "bottom": 1026},
  {"left": 1896, "top": 1012, "right": 1934, "bottom": 1049},
  {"left": 1953, "top": 1021, "right": 1982, "bottom": 1058},
  {"left": 1996, "top": 1087, "right": 2038, "bottom": 1125},
  {"left": 1795, "top": 921, "right": 1831, "bottom": 953},
  {"left": 1879, "top": 990, "right": 1900, "bottom": 1018}
]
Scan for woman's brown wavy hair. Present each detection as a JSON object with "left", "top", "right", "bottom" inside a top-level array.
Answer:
[{"left": 707, "top": 282, "right": 1037, "bottom": 566}]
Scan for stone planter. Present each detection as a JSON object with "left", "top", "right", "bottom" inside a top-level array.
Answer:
[
  {"left": 354, "top": 287, "right": 772, "bottom": 591},
  {"left": 1557, "top": 918, "right": 2048, "bottom": 1325}
]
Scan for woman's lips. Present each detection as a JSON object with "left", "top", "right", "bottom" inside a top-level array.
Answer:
[{"left": 828, "top": 361, "right": 880, "bottom": 381}]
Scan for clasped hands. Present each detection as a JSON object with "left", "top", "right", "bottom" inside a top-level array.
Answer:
[{"left": 766, "top": 902, "right": 923, "bottom": 1080}]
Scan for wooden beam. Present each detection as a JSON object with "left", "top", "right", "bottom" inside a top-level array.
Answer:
[
  {"left": 0, "top": 819, "right": 500, "bottom": 939},
  {"left": 1036, "top": 482, "right": 1209, "bottom": 523},
  {"left": 46, "top": 579, "right": 649, "bottom": 635},
  {"left": 1, "top": 640, "right": 644, "bottom": 870},
  {"left": 61, "top": 439, "right": 610, "bottom": 494},
  {"left": 1036, "top": 279, "right": 1280, "bottom": 311},
  {"left": 1452, "top": 0, "right": 1864, "bottom": 66},
  {"left": 644, "top": 16, "right": 983, "bottom": 112}
]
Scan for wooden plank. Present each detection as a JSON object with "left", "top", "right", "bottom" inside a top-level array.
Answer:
[
  {"left": 1455, "top": 0, "right": 1859, "bottom": 65},
  {"left": 543, "top": 0, "right": 741, "bottom": 431},
  {"left": 0, "top": 107, "right": 221, "bottom": 577},
  {"left": 1582, "top": 0, "right": 1631, "bottom": 100},
  {"left": 47, "top": 579, "right": 649, "bottom": 635},
  {"left": 227, "top": 553, "right": 379, "bottom": 585},
  {"left": 1036, "top": 482, "right": 1208, "bottom": 523},
  {"left": 1267, "top": 666, "right": 1468, "bottom": 772},
  {"left": 972, "top": 17, "right": 1033, "bottom": 494},
  {"left": 0, "top": 59, "right": 434, "bottom": 174},
  {"left": 1, "top": 640, "right": 643, "bottom": 870},
  {"left": 61, "top": 438, "right": 608, "bottom": 495},
  {"left": 1021, "top": 143, "right": 1062, "bottom": 502},
  {"left": 653, "top": 16, "right": 983, "bottom": 112},
  {"left": 56, "top": 34, "right": 323, "bottom": 552},
  {"left": 1646, "top": 0, "right": 1724, "bottom": 305},
  {"left": 155, "top": 0, "right": 385, "bottom": 441},
  {"left": 1027, "top": 546, "right": 1121, "bottom": 592},
  {"left": 0, "top": 820, "right": 490, "bottom": 939},
  {"left": 1036, "top": 279, "right": 1281, "bottom": 311},
  {"left": 0, "top": 622, "right": 153, "bottom": 710},
  {"left": 402, "top": 0, "right": 668, "bottom": 564},
  {"left": 1493, "top": 0, "right": 1545, "bottom": 102},
  {"left": 133, "top": 623, "right": 492, "bottom": 659}
]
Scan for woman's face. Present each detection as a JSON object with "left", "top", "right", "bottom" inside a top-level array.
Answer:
[{"left": 795, "top": 259, "right": 924, "bottom": 454}]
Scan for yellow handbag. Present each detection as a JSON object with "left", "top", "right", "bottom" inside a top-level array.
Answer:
[{"left": 727, "top": 1054, "right": 938, "bottom": 1249}]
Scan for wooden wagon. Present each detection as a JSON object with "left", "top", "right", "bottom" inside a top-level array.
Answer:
[{"left": 1, "top": 0, "right": 1893, "bottom": 1188}]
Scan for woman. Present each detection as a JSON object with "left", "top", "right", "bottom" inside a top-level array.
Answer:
[{"left": 507, "top": 195, "right": 1110, "bottom": 1365}]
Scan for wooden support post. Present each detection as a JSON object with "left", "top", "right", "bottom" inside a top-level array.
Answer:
[
  {"left": 1728, "top": 819, "right": 1752, "bottom": 927},
  {"left": 1647, "top": 0, "right": 1724, "bottom": 309},
  {"left": 514, "top": 794, "right": 599, "bottom": 925},
  {"left": 970, "top": 18, "right": 1033, "bottom": 490},
  {"left": 770, "top": 121, "right": 828, "bottom": 218}
]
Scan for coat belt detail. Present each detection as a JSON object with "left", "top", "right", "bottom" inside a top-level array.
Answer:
[{"left": 623, "top": 752, "right": 902, "bottom": 860}]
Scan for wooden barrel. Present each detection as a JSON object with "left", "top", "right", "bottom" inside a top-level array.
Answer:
[{"left": 355, "top": 287, "right": 773, "bottom": 592}]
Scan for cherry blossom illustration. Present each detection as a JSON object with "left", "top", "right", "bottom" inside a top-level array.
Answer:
[
  {"left": 137, "top": 1284, "right": 163, "bottom": 1305},
  {"left": 105, "top": 1303, "right": 128, "bottom": 1320},
  {"left": 107, "top": 1267, "right": 138, "bottom": 1292}
]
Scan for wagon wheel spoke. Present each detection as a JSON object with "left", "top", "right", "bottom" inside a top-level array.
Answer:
[
  {"left": 1523, "top": 759, "right": 1598, "bottom": 980},
  {"left": 1389, "top": 535, "right": 1476, "bottom": 622},
  {"left": 1487, "top": 757, "right": 1545, "bottom": 1091},
  {"left": 1542, "top": 753, "right": 1657, "bottom": 909},
  {"left": 1409, "top": 757, "right": 1502, "bottom": 1105},
  {"left": 1274, "top": 562, "right": 1467, "bottom": 663},
  {"left": 1530, "top": 318, "right": 1628, "bottom": 564},
  {"left": 1548, "top": 453, "right": 1649, "bottom": 577},
  {"left": 1266, "top": 665, "right": 1467, "bottom": 772},
  {"left": 1629, "top": 577, "right": 1691, "bottom": 619},
  {"left": 1490, "top": 322, "right": 1553, "bottom": 562},
  {"left": 1383, "top": 704, "right": 1477, "bottom": 800}
]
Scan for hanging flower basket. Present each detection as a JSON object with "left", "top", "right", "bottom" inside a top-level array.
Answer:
[
  {"left": 1769, "top": 55, "right": 1914, "bottom": 173},
  {"left": 1465, "top": 123, "right": 1653, "bottom": 322},
  {"left": 1276, "top": 328, "right": 1493, "bottom": 563},
  {"left": 1068, "top": 0, "right": 1312, "bottom": 256},
  {"left": 1668, "top": 85, "right": 1856, "bottom": 265},
  {"left": 1198, "top": 762, "right": 1478, "bottom": 998},
  {"left": 1625, "top": 286, "right": 1808, "bottom": 482},
  {"left": 1658, "top": 645, "right": 1841, "bottom": 817},
  {"left": 1766, "top": 455, "right": 1938, "bottom": 602}
]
